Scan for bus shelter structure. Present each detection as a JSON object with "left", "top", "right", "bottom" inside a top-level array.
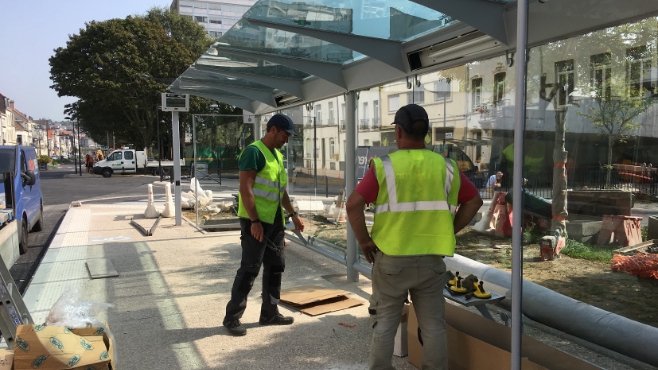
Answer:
[{"left": 169, "top": 0, "right": 658, "bottom": 368}]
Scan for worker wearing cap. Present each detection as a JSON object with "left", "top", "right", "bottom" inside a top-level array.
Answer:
[
  {"left": 347, "top": 104, "right": 483, "bottom": 369},
  {"left": 223, "top": 113, "right": 305, "bottom": 336}
]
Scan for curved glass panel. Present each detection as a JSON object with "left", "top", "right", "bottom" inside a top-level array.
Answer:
[
  {"left": 182, "top": 66, "right": 280, "bottom": 92},
  {"left": 244, "top": 0, "right": 455, "bottom": 42},
  {"left": 195, "top": 53, "right": 310, "bottom": 80},
  {"left": 218, "top": 20, "right": 360, "bottom": 64}
]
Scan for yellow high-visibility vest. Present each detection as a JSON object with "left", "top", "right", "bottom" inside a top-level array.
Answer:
[
  {"left": 237, "top": 141, "right": 286, "bottom": 225},
  {"left": 371, "top": 149, "right": 460, "bottom": 256}
]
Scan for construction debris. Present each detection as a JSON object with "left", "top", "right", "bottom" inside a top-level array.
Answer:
[{"left": 611, "top": 253, "right": 658, "bottom": 279}]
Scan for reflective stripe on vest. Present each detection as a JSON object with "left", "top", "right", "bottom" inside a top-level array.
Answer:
[
  {"left": 374, "top": 155, "right": 457, "bottom": 215},
  {"left": 370, "top": 150, "right": 460, "bottom": 256}
]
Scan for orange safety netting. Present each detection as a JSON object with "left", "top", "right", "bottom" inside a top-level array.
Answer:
[{"left": 611, "top": 253, "right": 658, "bottom": 279}]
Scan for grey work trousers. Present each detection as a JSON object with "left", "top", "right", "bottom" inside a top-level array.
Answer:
[{"left": 369, "top": 250, "right": 448, "bottom": 370}]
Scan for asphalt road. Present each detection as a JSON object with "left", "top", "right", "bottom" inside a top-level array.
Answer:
[{"left": 10, "top": 163, "right": 159, "bottom": 294}]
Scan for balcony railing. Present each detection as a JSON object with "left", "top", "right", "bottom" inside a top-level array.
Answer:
[
  {"left": 372, "top": 117, "right": 380, "bottom": 130},
  {"left": 359, "top": 118, "right": 370, "bottom": 131}
]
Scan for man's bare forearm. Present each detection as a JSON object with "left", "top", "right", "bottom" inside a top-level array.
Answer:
[
  {"left": 282, "top": 191, "right": 295, "bottom": 214},
  {"left": 346, "top": 192, "right": 372, "bottom": 244},
  {"left": 453, "top": 195, "right": 483, "bottom": 233}
]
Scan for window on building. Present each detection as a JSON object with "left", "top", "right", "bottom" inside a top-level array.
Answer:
[
  {"left": 209, "top": 18, "right": 222, "bottom": 24},
  {"left": 471, "top": 78, "right": 483, "bottom": 109},
  {"left": 627, "top": 46, "right": 655, "bottom": 98},
  {"left": 328, "top": 102, "right": 334, "bottom": 124},
  {"left": 195, "top": 16, "right": 208, "bottom": 23},
  {"left": 388, "top": 94, "right": 400, "bottom": 111},
  {"left": 373, "top": 100, "right": 379, "bottom": 126},
  {"left": 181, "top": 15, "right": 193, "bottom": 21},
  {"left": 434, "top": 79, "right": 451, "bottom": 101},
  {"left": 556, "top": 59, "right": 575, "bottom": 106},
  {"left": 315, "top": 104, "right": 322, "bottom": 125},
  {"left": 306, "top": 138, "right": 311, "bottom": 157},
  {"left": 194, "top": 2, "right": 207, "bottom": 10},
  {"left": 407, "top": 89, "right": 425, "bottom": 104},
  {"left": 493, "top": 72, "right": 506, "bottom": 105},
  {"left": 330, "top": 138, "right": 335, "bottom": 157},
  {"left": 208, "top": 3, "right": 222, "bottom": 10},
  {"left": 591, "top": 53, "right": 611, "bottom": 100},
  {"left": 208, "top": 31, "right": 222, "bottom": 38}
]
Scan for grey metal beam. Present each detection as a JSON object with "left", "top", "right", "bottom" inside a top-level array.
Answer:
[
  {"left": 193, "top": 64, "right": 305, "bottom": 99},
  {"left": 171, "top": 89, "right": 257, "bottom": 112},
  {"left": 410, "top": 0, "right": 509, "bottom": 45},
  {"left": 345, "top": 91, "right": 358, "bottom": 282},
  {"left": 245, "top": 18, "right": 407, "bottom": 72},
  {"left": 180, "top": 77, "right": 277, "bottom": 107},
  {"left": 216, "top": 46, "right": 348, "bottom": 90}
]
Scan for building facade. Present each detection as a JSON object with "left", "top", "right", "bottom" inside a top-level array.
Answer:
[{"left": 170, "top": 0, "right": 257, "bottom": 39}]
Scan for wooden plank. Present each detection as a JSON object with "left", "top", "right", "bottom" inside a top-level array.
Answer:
[{"left": 614, "top": 239, "right": 655, "bottom": 254}]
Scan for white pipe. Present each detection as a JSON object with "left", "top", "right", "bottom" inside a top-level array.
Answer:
[
  {"left": 445, "top": 254, "right": 658, "bottom": 367},
  {"left": 345, "top": 92, "right": 358, "bottom": 282},
  {"left": 172, "top": 111, "right": 182, "bottom": 226}
]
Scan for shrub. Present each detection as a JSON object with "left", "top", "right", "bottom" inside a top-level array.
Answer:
[{"left": 38, "top": 155, "right": 52, "bottom": 164}]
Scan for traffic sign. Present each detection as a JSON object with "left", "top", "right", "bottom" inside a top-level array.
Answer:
[{"left": 103, "top": 146, "right": 109, "bottom": 150}]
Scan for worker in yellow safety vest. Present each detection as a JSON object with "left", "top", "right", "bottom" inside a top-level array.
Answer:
[
  {"left": 347, "top": 104, "right": 483, "bottom": 369},
  {"left": 223, "top": 114, "right": 305, "bottom": 337}
]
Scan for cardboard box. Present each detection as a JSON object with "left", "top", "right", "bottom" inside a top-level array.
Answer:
[
  {"left": 13, "top": 324, "right": 115, "bottom": 370},
  {"left": 0, "top": 349, "right": 13, "bottom": 370},
  {"left": 393, "top": 303, "right": 410, "bottom": 357},
  {"left": 407, "top": 303, "right": 602, "bottom": 370},
  {"left": 280, "top": 285, "right": 364, "bottom": 316}
]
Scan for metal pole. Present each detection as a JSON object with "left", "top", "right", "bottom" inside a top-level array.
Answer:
[
  {"left": 78, "top": 120, "right": 82, "bottom": 176},
  {"left": 443, "top": 88, "right": 447, "bottom": 147},
  {"left": 253, "top": 115, "right": 261, "bottom": 141},
  {"left": 72, "top": 124, "right": 77, "bottom": 174},
  {"left": 345, "top": 91, "right": 358, "bottom": 282},
  {"left": 172, "top": 111, "right": 182, "bottom": 226},
  {"left": 512, "top": 0, "right": 529, "bottom": 369},
  {"left": 193, "top": 115, "right": 198, "bottom": 227},
  {"left": 158, "top": 119, "right": 163, "bottom": 182},
  {"left": 313, "top": 116, "right": 317, "bottom": 197}
]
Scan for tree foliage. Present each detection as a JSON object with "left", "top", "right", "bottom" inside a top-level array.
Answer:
[{"left": 49, "top": 8, "right": 239, "bottom": 150}]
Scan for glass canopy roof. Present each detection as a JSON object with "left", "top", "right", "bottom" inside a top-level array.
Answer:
[{"left": 171, "top": 0, "right": 658, "bottom": 115}]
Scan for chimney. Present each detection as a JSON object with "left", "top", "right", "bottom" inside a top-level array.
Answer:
[{"left": 9, "top": 100, "right": 14, "bottom": 109}]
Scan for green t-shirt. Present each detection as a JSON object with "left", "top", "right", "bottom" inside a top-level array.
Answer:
[{"left": 238, "top": 143, "right": 279, "bottom": 172}]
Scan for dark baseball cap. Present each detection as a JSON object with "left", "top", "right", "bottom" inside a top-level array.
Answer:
[
  {"left": 266, "top": 113, "right": 296, "bottom": 136},
  {"left": 392, "top": 104, "right": 429, "bottom": 135}
]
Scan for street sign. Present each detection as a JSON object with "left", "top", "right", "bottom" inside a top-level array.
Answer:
[
  {"left": 161, "top": 93, "right": 189, "bottom": 112},
  {"left": 103, "top": 146, "right": 109, "bottom": 150}
]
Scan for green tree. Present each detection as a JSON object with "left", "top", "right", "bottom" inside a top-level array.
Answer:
[{"left": 49, "top": 9, "right": 214, "bottom": 149}]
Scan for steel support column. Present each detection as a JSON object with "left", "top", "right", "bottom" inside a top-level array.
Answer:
[
  {"left": 345, "top": 91, "right": 358, "bottom": 282},
  {"left": 254, "top": 115, "right": 261, "bottom": 141},
  {"left": 172, "top": 111, "right": 182, "bottom": 226},
  {"left": 511, "top": 0, "right": 529, "bottom": 368}
]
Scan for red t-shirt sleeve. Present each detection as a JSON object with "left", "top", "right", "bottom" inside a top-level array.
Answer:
[
  {"left": 458, "top": 172, "right": 479, "bottom": 204},
  {"left": 354, "top": 165, "right": 379, "bottom": 204},
  {"left": 354, "top": 167, "right": 478, "bottom": 205}
]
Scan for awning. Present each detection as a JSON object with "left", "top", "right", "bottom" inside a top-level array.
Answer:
[{"left": 170, "top": 0, "right": 658, "bottom": 115}]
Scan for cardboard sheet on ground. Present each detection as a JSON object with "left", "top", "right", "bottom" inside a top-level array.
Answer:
[{"left": 280, "top": 285, "right": 364, "bottom": 316}]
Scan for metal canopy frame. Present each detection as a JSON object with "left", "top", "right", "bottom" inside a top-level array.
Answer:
[{"left": 170, "top": 3, "right": 658, "bottom": 368}]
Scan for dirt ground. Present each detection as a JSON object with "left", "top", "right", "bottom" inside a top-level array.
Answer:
[
  {"left": 193, "top": 210, "right": 658, "bottom": 329},
  {"left": 301, "top": 218, "right": 658, "bottom": 329}
]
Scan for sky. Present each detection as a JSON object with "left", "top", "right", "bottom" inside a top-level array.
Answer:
[{"left": 0, "top": 0, "right": 173, "bottom": 122}]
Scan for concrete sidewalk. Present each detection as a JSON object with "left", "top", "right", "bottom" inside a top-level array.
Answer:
[{"left": 23, "top": 200, "right": 417, "bottom": 370}]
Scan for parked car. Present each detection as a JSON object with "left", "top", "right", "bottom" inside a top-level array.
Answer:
[{"left": 0, "top": 145, "right": 44, "bottom": 255}]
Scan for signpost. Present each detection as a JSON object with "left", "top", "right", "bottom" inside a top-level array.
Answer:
[{"left": 161, "top": 93, "right": 189, "bottom": 226}]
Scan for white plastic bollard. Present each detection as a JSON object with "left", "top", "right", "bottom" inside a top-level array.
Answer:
[
  {"left": 144, "top": 184, "right": 159, "bottom": 218},
  {"left": 161, "top": 183, "right": 175, "bottom": 218}
]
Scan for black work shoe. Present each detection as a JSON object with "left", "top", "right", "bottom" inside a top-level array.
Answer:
[
  {"left": 259, "top": 314, "right": 294, "bottom": 326},
  {"left": 223, "top": 319, "right": 247, "bottom": 336}
]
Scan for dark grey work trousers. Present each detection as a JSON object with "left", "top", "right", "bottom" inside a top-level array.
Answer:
[{"left": 225, "top": 211, "right": 285, "bottom": 321}]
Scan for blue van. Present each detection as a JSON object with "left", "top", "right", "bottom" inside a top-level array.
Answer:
[{"left": 0, "top": 146, "right": 44, "bottom": 254}]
